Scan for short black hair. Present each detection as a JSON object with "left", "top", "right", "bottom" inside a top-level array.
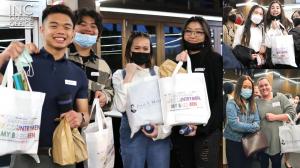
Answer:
[
  {"left": 42, "top": 4, "right": 75, "bottom": 26},
  {"left": 74, "top": 8, "right": 103, "bottom": 35}
]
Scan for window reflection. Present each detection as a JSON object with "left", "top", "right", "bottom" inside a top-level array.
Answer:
[
  {"left": 101, "top": 23, "right": 122, "bottom": 73},
  {"left": 164, "top": 26, "right": 182, "bottom": 60},
  {"left": 0, "top": 29, "right": 25, "bottom": 52}
]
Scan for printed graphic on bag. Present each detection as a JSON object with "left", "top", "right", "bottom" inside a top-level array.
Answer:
[
  {"left": 164, "top": 92, "right": 202, "bottom": 111},
  {"left": 130, "top": 98, "right": 161, "bottom": 113},
  {"left": 0, "top": 115, "right": 40, "bottom": 142},
  {"left": 274, "top": 48, "right": 288, "bottom": 58}
]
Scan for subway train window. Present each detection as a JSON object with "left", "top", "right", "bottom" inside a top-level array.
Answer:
[
  {"left": 101, "top": 23, "right": 123, "bottom": 73},
  {"left": 164, "top": 26, "right": 182, "bottom": 60},
  {"left": 132, "top": 24, "right": 157, "bottom": 63}
]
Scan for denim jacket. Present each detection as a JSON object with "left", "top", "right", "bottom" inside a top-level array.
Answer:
[{"left": 224, "top": 99, "right": 260, "bottom": 142}]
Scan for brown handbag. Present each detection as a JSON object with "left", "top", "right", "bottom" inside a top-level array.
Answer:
[{"left": 241, "top": 130, "right": 269, "bottom": 157}]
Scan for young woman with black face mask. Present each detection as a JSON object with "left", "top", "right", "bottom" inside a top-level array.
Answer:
[
  {"left": 288, "top": 10, "right": 300, "bottom": 67},
  {"left": 173, "top": 16, "right": 222, "bottom": 168},
  {"left": 264, "top": 1, "right": 294, "bottom": 68},
  {"left": 223, "top": 6, "right": 240, "bottom": 48},
  {"left": 112, "top": 32, "right": 171, "bottom": 168}
]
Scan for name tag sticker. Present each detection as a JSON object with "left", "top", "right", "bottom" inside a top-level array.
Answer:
[
  {"left": 65, "top": 80, "right": 77, "bottom": 86},
  {"left": 91, "top": 72, "right": 99, "bottom": 76},
  {"left": 195, "top": 68, "right": 205, "bottom": 72},
  {"left": 272, "top": 102, "right": 280, "bottom": 107}
]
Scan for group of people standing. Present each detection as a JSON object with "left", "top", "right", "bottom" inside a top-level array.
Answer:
[
  {"left": 0, "top": 3, "right": 223, "bottom": 168},
  {"left": 223, "top": 75, "right": 298, "bottom": 168},
  {"left": 223, "top": 0, "right": 300, "bottom": 69}
]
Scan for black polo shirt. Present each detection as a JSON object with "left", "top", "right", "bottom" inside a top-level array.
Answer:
[{"left": 1, "top": 48, "right": 88, "bottom": 147}]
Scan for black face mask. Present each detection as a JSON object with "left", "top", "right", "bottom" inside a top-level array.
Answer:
[
  {"left": 130, "top": 52, "right": 151, "bottom": 65},
  {"left": 293, "top": 18, "right": 300, "bottom": 27},
  {"left": 183, "top": 40, "right": 206, "bottom": 51},
  {"left": 271, "top": 15, "right": 281, "bottom": 20},
  {"left": 228, "top": 14, "right": 236, "bottom": 23}
]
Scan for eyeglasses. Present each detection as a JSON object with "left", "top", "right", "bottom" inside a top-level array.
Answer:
[{"left": 184, "top": 30, "right": 205, "bottom": 37}]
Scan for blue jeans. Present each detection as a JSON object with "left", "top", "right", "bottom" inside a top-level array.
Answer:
[{"left": 120, "top": 115, "right": 171, "bottom": 168}]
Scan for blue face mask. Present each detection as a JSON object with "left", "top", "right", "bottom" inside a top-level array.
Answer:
[
  {"left": 240, "top": 88, "right": 252, "bottom": 99},
  {"left": 74, "top": 32, "right": 97, "bottom": 48},
  {"left": 15, "top": 48, "right": 34, "bottom": 77}
]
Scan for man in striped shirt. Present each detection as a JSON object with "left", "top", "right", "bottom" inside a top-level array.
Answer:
[{"left": 68, "top": 8, "right": 113, "bottom": 111}]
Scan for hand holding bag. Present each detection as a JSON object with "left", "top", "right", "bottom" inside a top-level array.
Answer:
[{"left": 242, "top": 130, "right": 269, "bottom": 157}]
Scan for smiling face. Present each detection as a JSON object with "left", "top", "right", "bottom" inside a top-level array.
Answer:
[
  {"left": 74, "top": 16, "right": 98, "bottom": 36},
  {"left": 270, "top": 3, "right": 281, "bottom": 16},
  {"left": 258, "top": 78, "right": 272, "bottom": 98},
  {"left": 40, "top": 13, "right": 74, "bottom": 51}
]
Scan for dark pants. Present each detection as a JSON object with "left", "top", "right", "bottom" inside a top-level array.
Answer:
[
  {"left": 258, "top": 152, "right": 282, "bottom": 168},
  {"left": 10, "top": 154, "right": 75, "bottom": 168},
  {"left": 172, "top": 129, "right": 221, "bottom": 168},
  {"left": 226, "top": 139, "right": 251, "bottom": 168}
]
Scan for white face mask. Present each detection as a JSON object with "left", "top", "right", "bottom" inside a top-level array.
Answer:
[{"left": 251, "top": 14, "right": 263, "bottom": 24}]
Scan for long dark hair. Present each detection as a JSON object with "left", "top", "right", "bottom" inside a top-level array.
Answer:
[
  {"left": 125, "top": 31, "right": 153, "bottom": 68},
  {"left": 223, "top": 6, "right": 234, "bottom": 25},
  {"left": 234, "top": 75, "right": 256, "bottom": 113},
  {"left": 241, "top": 5, "right": 265, "bottom": 46},
  {"left": 182, "top": 16, "right": 213, "bottom": 50},
  {"left": 264, "top": 1, "right": 293, "bottom": 31}
]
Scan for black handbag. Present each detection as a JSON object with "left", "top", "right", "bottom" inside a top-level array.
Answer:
[
  {"left": 232, "top": 45, "right": 256, "bottom": 68},
  {"left": 241, "top": 130, "right": 269, "bottom": 157}
]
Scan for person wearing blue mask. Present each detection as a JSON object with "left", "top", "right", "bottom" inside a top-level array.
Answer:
[
  {"left": 68, "top": 8, "right": 113, "bottom": 112},
  {"left": 224, "top": 75, "right": 260, "bottom": 168}
]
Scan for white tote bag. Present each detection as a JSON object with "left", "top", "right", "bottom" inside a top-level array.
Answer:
[
  {"left": 279, "top": 115, "right": 300, "bottom": 153},
  {"left": 82, "top": 99, "right": 115, "bottom": 168},
  {"left": 126, "top": 76, "right": 163, "bottom": 137},
  {"left": 271, "top": 31, "right": 297, "bottom": 67},
  {"left": 158, "top": 56, "right": 211, "bottom": 126},
  {"left": 0, "top": 59, "right": 45, "bottom": 156}
]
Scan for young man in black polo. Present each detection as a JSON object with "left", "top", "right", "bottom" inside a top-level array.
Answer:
[{"left": 1, "top": 4, "right": 89, "bottom": 168}]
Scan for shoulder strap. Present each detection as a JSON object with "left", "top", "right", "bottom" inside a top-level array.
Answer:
[
  {"left": 122, "top": 67, "right": 156, "bottom": 79},
  {"left": 122, "top": 69, "right": 126, "bottom": 79},
  {"left": 149, "top": 67, "right": 156, "bottom": 76}
]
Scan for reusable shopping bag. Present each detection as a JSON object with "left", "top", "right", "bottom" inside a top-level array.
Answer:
[
  {"left": 0, "top": 58, "right": 45, "bottom": 156},
  {"left": 82, "top": 99, "right": 115, "bottom": 168},
  {"left": 126, "top": 74, "right": 163, "bottom": 137},
  {"left": 158, "top": 56, "right": 211, "bottom": 126},
  {"left": 279, "top": 115, "right": 300, "bottom": 153},
  {"left": 271, "top": 23, "right": 297, "bottom": 67}
]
